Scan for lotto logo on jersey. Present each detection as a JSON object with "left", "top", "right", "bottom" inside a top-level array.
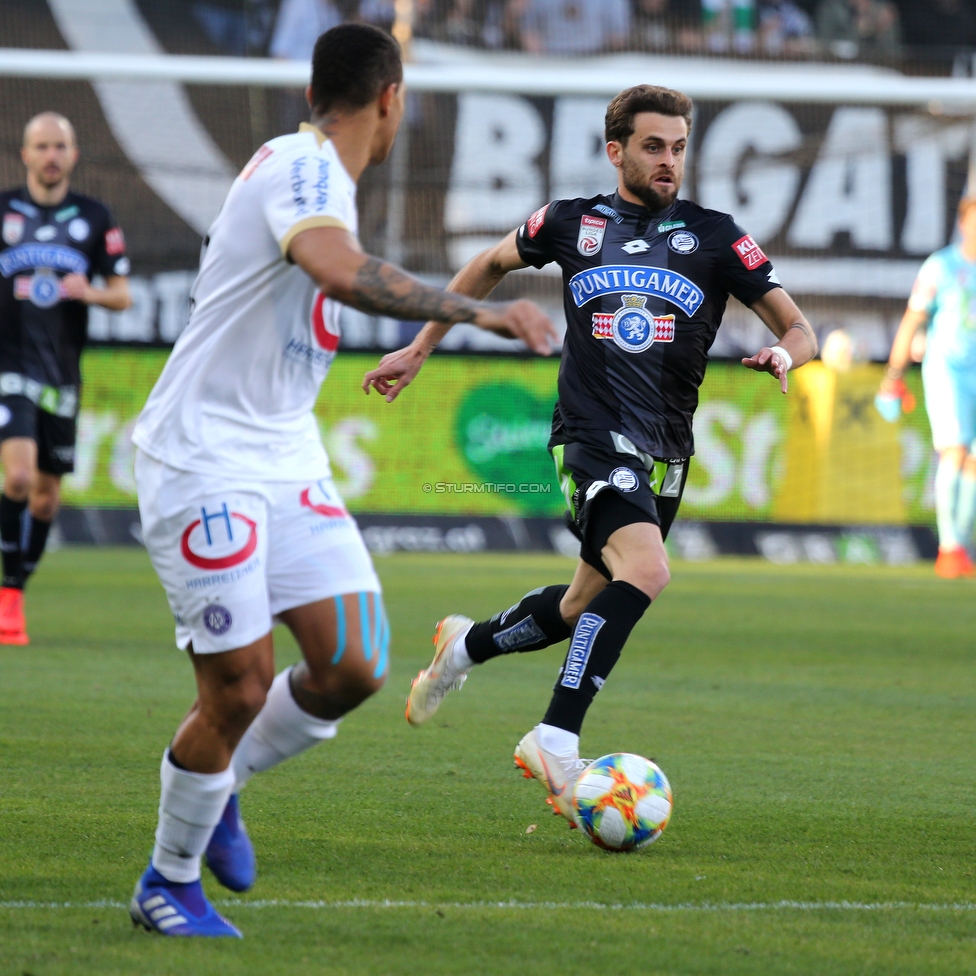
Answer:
[
  {"left": 180, "top": 503, "right": 258, "bottom": 570},
  {"left": 525, "top": 204, "right": 548, "bottom": 239},
  {"left": 592, "top": 296, "right": 675, "bottom": 353},
  {"left": 105, "top": 227, "right": 125, "bottom": 256},
  {"left": 732, "top": 234, "right": 767, "bottom": 270},
  {"left": 577, "top": 215, "right": 607, "bottom": 256}
]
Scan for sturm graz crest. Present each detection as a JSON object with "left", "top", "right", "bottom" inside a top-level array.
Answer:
[{"left": 611, "top": 295, "right": 659, "bottom": 353}]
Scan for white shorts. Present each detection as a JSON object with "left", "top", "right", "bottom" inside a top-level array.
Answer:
[
  {"left": 923, "top": 358, "right": 976, "bottom": 451},
  {"left": 135, "top": 450, "right": 381, "bottom": 653}
]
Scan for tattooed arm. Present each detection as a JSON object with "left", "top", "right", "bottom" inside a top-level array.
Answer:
[
  {"left": 361, "top": 230, "right": 549, "bottom": 400},
  {"left": 289, "top": 226, "right": 553, "bottom": 343}
]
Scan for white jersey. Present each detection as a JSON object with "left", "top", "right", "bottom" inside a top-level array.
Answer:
[{"left": 133, "top": 123, "right": 356, "bottom": 481}]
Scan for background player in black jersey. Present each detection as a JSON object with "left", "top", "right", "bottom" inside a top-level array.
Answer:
[
  {"left": 0, "top": 113, "right": 131, "bottom": 644},
  {"left": 364, "top": 84, "right": 818, "bottom": 820}
]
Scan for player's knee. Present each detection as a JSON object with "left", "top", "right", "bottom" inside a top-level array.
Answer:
[
  {"left": 3, "top": 469, "right": 31, "bottom": 499},
  {"left": 224, "top": 687, "right": 267, "bottom": 733},
  {"left": 336, "top": 643, "right": 387, "bottom": 702},
  {"left": 213, "top": 672, "right": 270, "bottom": 733},
  {"left": 30, "top": 492, "right": 59, "bottom": 521},
  {"left": 619, "top": 557, "right": 669, "bottom": 601},
  {"left": 302, "top": 648, "right": 385, "bottom": 707}
]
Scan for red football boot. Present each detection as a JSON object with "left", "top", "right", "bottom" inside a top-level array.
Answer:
[{"left": 0, "top": 587, "right": 29, "bottom": 645}]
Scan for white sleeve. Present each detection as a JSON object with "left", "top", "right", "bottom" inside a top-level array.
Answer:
[
  {"left": 263, "top": 148, "right": 356, "bottom": 258},
  {"left": 907, "top": 255, "right": 941, "bottom": 315}
]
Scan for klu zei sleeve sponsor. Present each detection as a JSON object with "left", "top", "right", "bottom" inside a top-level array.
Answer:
[
  {"left": 715, "top": 218, "right": 781, "bottom": 307},
  {"left": 92, "top": 207, "right": 129, "bottom": 279}
]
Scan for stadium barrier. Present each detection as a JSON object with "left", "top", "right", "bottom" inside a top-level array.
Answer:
[{"left": 52, "top": 350, "right": 937, "bottom": 563}]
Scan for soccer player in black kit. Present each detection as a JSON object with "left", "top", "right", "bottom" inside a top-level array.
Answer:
[
  {"left": 364, "top": 85, "right": 818, "bottom": 819},
  {"left": 0, "top": 113, "right": 131, "bottom": 644}
]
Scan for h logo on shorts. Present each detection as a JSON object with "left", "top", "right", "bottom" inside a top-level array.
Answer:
[
  {"left": 181, "top": 503, "right": 258, "bottom": 570},
  {"left": 201, "top": 503, "right": 234, "bottom": 544}
]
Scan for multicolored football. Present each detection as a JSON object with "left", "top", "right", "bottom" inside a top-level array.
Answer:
[{"left": 572, "top": 753, "right": 673, "bottom": 851}]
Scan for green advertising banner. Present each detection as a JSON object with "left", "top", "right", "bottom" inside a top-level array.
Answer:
[{"left": 62, "top": 349, "right": 937, "bottom": 527}]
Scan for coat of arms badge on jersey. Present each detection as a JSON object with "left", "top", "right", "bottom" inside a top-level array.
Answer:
[
  {"left": 576, "top": 214, "right": 607, "bottom": 256},
  {"left": 2, "top": 213, "right": 24, "bottom": 246},
  {"left": 591, "top": 294, "right": 675, "bottom": 354}
]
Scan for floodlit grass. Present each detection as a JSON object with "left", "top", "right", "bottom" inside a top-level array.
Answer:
[{"left": 2, "top": 548, "right": 976, "bottom": 974}]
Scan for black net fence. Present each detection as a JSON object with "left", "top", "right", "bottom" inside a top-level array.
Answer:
[{"left": 0, "top": 0, "right": 961, "bottom": 537}]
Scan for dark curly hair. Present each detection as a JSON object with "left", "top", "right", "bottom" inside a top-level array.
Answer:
[
  {"left": 605, "top": 85, "right": 694, "bottom": 144},
  {"left": 310, "top": 24, "right": 403, "bottom": 114}
]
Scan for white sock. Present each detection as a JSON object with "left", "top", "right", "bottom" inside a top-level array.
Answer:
[
  {"left": 452, "top": 628, "right": 475, "bottom": 671},
  {"left": 151, "top": 751, "right": 235, "bottom": 884},
  {"left": 955, "top": 472, "right": 976, "bottom": 547},
  {"left": 536, "top": 722, "right": 580, "bottom": 757},
  {"left": 935, "top": 455, "right": 962, "bottom": 549},
  {"left": 231, "top": 667, "right": 339, "bottom": 793}
]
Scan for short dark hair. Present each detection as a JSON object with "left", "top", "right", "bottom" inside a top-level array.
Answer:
[
  {"left": 310, "top": 24, "right": 403, "bottom": 114},
  {"left": 604, "top": 85, "right": 694, "bottom": 144}
]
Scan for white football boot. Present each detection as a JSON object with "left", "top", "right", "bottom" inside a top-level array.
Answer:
[
  {"left": 514, "top": 727, "right": 592, "bottom": 826},
  {"left": 405, "top": 615, "right": 474, "bottom": 726}
]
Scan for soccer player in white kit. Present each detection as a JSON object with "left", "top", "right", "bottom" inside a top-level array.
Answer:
[{"left": 127, "top": 24, "right": 555, "bottom": 938}]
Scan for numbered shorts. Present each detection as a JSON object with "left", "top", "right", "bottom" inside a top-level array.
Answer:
[
  {"left": 922, "top": 359, "right": 976, "bottom": 451},
  {"left": 135, "top": 450, "right": 381, "bottom": 654},
  {"left": 0, "top": 395, "right": 76, "bottom": 474},
  {"left": 552, "top": 434, "right": 688, "bottom": 580}
]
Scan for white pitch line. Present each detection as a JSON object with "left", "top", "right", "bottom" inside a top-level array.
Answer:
[{"left": 5, "top": 899, "right": 976, "bottom": 913}]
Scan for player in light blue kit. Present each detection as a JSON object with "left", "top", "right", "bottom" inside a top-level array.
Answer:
[{"left": 879, "top": 196, "right": 976, "bottom": 578}]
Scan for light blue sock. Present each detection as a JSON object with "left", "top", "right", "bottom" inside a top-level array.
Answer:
[
  {"left": 955, "top": 472, "right": 976, "bottom": 548},
  {"left": 935, "top": 456, "right": 963, "bottom": 549}
]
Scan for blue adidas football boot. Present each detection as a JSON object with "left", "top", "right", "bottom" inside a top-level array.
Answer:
[
  {"left": 129, "top": 862, "right": 242, "bottom": 938},
  {"left": 205, "top": 793, "right": 256, "bottom": 892}
]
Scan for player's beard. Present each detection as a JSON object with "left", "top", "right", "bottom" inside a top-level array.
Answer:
[
  {"left": 36, "top": 164, "right": 66, "bottom": 189},
  {"left": 620, "top": 154, "right": 680, "bottom": 212}
]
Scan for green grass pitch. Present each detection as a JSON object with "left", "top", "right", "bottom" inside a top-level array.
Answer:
[{"left": 2, "top": 547, "right": 976, "bottom": 975}]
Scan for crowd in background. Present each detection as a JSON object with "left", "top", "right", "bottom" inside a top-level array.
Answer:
[{"left": 186, "top": 0, "right": 976, "bottom": 65}]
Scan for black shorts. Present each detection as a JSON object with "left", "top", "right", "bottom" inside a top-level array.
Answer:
[
  {"left": 0, "top": 395, "right": 76, "bottom": 475},
  {"left": 551, "top": 431, "right": 688, "bottom": 580}
]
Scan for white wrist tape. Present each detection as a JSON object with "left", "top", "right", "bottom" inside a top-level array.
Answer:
[{"left": 769, "top": 345, "right": 793, "bottom": 371}]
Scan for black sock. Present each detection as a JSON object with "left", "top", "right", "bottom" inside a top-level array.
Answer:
[
  {"left": 542, "top": 580, "right": 651, "bottom": 736},
  {"left": 0, "top": 495, "right": 27, "bottom": 590},
  {"left": 22, "top": 515, "right": 51, "bottom": 585},
  {"left": 465, "top": 585, "right": 572, "bottom": 663}
]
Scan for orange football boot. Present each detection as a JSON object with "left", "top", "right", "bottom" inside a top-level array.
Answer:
[{"left": 934, "top": 546, "right": 976, "bottom": 580}]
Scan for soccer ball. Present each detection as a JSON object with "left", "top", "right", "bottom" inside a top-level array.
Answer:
[{"left": 573, "top": 753, "right": 672, "bottom": 852}]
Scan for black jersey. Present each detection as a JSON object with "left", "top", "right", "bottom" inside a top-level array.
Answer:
[
  {"left": 0, "top": 187, "right": 128, "bottom": 408},
  {"left": 516, "top": 192, "right": 781, "bottom": 459}
]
